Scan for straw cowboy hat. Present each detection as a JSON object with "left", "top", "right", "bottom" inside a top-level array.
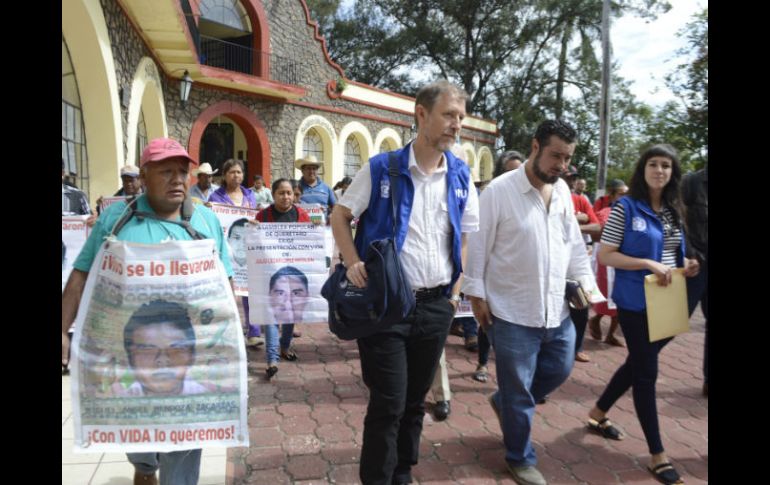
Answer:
[
  {"left": 294, "top": 155, "right": 323, "bottom": 170},
  {"left": 193, "top": 162, "right": 218, "bottom": 176}
]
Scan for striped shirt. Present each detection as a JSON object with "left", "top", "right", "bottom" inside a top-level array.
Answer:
[{"left": 600, "top": 202, "right": 682, "bottom": 268}]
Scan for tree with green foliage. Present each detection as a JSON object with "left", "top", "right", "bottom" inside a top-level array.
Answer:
[
  {"left": 306, "top": 0, "right": 687, "bottom": 188},
  {"left": 647, "top": 7, "right": 708, "bottom": 171}
]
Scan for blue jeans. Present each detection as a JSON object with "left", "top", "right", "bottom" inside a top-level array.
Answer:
[
  {"left": 456, "top": 316, "right": 478, "bottom": 338},
  {"left": 242, "top": 297, "right": 261, "bottom": 337},
  {"left": 686, "top": 259, "right": 708, "bottom": 383},
  {"left": 487, "top": 315, "right": 575, "bottom": 467},
  {"left": 265, "top": 323, "right": 295, "bottom": 365},
  {"left": 127, "top": 449, "right": 201, "bottom": 485}
]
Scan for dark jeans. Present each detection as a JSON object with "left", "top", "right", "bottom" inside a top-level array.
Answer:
[
  {"left": 570, "top": 306, "right": 589, "bottom": 354},
  {"left": 477, "top": 326, "right": 491, "bottom": 366},
  {"left": 357, "top": 295, "right": 455, "bottom": 485},
  {"left": 456, "top": 316, "right": 478, "bottom": 339},
  {"left": 596, "top": 308, "right": 673, "bottom": 455},
  {"left": 686, "top": 259, "right": 708, "bottom": 383},
  {"left": 241, "top": 297, "right": 261, "bottom": 337}
]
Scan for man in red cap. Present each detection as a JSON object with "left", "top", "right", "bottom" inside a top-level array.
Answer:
[{"left": 62, "top": 137, "right": 235, "bottom": 485}]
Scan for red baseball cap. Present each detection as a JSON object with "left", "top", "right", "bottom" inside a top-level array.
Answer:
[{"left": 140, "top": 138, "right": 198, "bottom": 167}]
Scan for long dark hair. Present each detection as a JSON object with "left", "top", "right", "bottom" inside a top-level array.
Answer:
[
  {"left": 628, "top": 144, "right": 684, "bottom": 226},
  {"left": 493, "top": 150, "right": 523, "bottom": 178}
]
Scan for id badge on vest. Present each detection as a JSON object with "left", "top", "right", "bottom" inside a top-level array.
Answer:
[
  {"left": 69, "top": 238, "right": 249, "bottom": 453},
  {"left": 380, "top": 179, "right": 391, "bottom": 199}
]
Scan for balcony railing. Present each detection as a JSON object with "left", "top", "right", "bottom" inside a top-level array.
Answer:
[{"left": 199, "top": 35, "right": 301, "bottom": 86}]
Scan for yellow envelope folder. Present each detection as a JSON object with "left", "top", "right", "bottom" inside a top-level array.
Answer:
[{"left": 644, "top": 268, "right": 689, "bottom": 342}]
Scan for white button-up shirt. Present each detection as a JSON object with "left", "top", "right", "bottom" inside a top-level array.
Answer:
[
  {"left": 462, "top": 164, "right": 596, "bottom": 328},
  {"left": 340, "top": 144, "right": 479, "bottom": 290}
]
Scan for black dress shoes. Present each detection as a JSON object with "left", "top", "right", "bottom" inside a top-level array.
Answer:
[{"left": 433, "top": 400, "right": 451, "bottom": 421}]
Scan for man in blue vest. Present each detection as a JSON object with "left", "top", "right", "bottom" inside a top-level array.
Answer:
[{"left": 330, "top": 80, "right": 480, "bottom": 485}]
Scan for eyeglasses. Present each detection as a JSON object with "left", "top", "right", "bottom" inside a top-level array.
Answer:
[
  {"left": 128, "top": 345, "right": 192, "bottom": 363},
  {"left": 662, "top": 221, "right": 673, "bottom": 237}
]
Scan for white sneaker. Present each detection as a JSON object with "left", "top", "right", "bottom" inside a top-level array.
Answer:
[
  {"left": 246, "top": 336, "right": 264, "bottom": 347},
  {"left": 507, "top": 464, "right": 547, "bottom": 485}
]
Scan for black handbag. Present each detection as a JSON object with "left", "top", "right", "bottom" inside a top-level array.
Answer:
[{"left": 322, "top": 152, "right": 416, "bottom": 340}]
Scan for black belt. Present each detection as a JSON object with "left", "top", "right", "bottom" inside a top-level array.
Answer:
[{"left": 413, "top": 286, "right": 446, "bottom": 301}]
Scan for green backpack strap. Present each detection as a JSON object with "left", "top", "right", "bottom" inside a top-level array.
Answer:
[
  {"left": 110, "top": 195, "right": 206, "bottom": 240},
  {"left": 108, "top": 195, "right": 139, "bottom": 238}
]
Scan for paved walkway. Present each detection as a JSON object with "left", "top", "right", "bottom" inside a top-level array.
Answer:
[
  {"left": 228, "top": 307, "right": 708, "bottom": 484},
  {"left": 62, "top": 306, "right": 707, "bottom": 484}
]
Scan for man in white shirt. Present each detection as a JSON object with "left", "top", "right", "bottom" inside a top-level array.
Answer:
[
  {"left": 251, "top": 174, "right": 274, "bottom": 207},
  {"left": 330, "top": 80, "right": 479, "bottom": 485},
  {"left": 462, "top": 119, "right": 598, "bottom": 485}
]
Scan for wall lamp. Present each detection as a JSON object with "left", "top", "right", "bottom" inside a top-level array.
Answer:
[{"left": 179, "top": 70, "right": 193, "bottom": 107}]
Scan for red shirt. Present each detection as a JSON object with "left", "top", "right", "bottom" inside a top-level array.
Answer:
[
  {"left": 255, "top": 204, "right": 311, "bottom": 223},
  {"left": 593, "top": 195, "right": 611, "bottom": 214},
  {"left": 571, "top": 193, "right": 599, "bottom": 224}
]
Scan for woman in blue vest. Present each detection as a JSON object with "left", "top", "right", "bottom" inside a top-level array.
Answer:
[{"left": 586, "top": 144, "right": 699, "bottom": 485}]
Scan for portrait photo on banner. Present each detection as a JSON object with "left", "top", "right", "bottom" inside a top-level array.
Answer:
[
  {"left": 245, "top": 222, "right": 328, "bottom": 326},
  {"left": 70, "top": 239, "right": 248, "bottom": 453},
  {"left": 209, "top": 203, "right": 258, "bottom": 296}
]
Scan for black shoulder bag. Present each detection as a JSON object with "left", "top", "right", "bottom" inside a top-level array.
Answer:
[{"left": 321, "top": 152, "right": 416, "bottom": 340}]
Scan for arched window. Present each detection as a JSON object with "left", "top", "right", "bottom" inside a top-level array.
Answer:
[
  {"left": 62, "top": 36, "right": 89, "bottom": 197},
  {"left": 344, "top": 135, "right": 362, "bottom": 177},
  {"left": 199, "top": 0, "right": 250, "bottom": 31},
  {"left": 135, "top": 110, "right": 147, "bottom": 166},
  {"left": 379, "top": 139, "right": 395, "bottom": 153},
  {"left": 303, "top": 128, "right": 325, "bottom": 178},
  {"left": 199, "top": 0, "right": 253, "bottom": 74}
]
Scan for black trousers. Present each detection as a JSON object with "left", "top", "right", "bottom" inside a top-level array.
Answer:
[
  {"left": 357, "top": 295, "right": 455, "bottom": 485},
  {"left": 596, "top": 308, "right": 673, "bottom": 455},
  {"left": 570, "top": 306, "right": 589, "bottom": 354}
]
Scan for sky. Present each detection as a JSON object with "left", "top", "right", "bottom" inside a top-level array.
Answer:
[{"left": 610, "top": 0, "right": 706, "bottom": 107}]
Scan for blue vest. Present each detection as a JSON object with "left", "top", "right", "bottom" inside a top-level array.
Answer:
[
  {"left": 354, "top": 143, "right": 470, "bottom": 295},
  {"left": 612, "top": 196, "right": 686, "bottom": 312}
]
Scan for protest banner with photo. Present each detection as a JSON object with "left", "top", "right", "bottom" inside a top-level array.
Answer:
[
  {"left": 100, "top": 196, "right": 127, "bottom": 212},
  {"left": 70, "top": 239, "right": 249, "bottom": 453},
  {"left": 455, "top": 297, "right": 474, "bottom": 318},
  {"left": 209, "top": 203, "right": 258, "bottom": 296},
  {"left": 325, "top": 226, "right": 338, "bottom": 269},
  {"left": 245, "top": 223, "right": 328, "bottom": 326},
  {"left": 296, "top": 203, "right": 325, "bottom": 226},
  {"left": 63, "top": 215, "right": 91, "bottom": 291}
]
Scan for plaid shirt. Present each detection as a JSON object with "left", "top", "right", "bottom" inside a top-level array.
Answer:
[{"left": 62, "top": 183, "right": 91, "bottom": 215}]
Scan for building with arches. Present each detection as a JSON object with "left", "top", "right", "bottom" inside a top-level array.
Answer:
[{"left": 62, "top": 0, "right": 499, "bottom": 206}]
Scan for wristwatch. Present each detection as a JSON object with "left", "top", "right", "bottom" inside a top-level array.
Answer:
[{"left": 449, "top": 294, "right": 462, "bottom": 303}]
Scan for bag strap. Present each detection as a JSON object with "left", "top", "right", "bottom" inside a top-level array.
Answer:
[
  {"left": 109, "top": 195, "right": 206, "bottom": 240},
  {"left": 387, "top": 152, "right": 399, "bottom": 238},
  {"left": 109, "top": 195, "right": 139, "bottom": 238}
]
